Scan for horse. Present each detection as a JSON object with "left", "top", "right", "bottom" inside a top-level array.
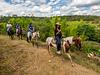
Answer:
[
  {"left": 16, "top": 27, "right": 23, "bottom": 40},
  {"left": 27, "top": 31, "right": 40, "bottom": 47},
  {"left": 7, "top": 28, "right": 14, "bottom": 40},
  {"left": 27, "top": 31, "right": 33, "bottom": 42},
  {"left": 46, "top": 37, "right": 56, "bottom": 55},
  {"left": 63, "top": 36, "right": 82, "bottom": 53},
  {"left": 31, "top": 31, "right": 40, "bottom": 48},
  {"left": 46, "top": 36, "right": 81, "bottom": 66}
]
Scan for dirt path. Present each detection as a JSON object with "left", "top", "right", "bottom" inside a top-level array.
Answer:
[{"left": 0, "top": 35, "right": 99, "bottom": 75}]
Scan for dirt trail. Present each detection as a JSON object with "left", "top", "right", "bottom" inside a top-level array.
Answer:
[{"left": 0, "top": 35, "right": 99, "bottom": 75}]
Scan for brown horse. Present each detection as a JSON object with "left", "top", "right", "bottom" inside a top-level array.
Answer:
[
  {"left": 46, "top": 36, "right": 81, "bottom": 66},
  {"left": 63, "top": 36, "right": 82, "bottom": 52},
  {"left": 7, "top": 28, "right": 14, "bottom": 40},
  {"left": 62, "top": 36, "right": 81, "bottom": 66},
  {"left": 16, "top": 27, "right": 23, "bottom": 40}
]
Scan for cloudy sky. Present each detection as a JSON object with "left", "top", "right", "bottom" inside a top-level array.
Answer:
[{"left": 0, "top": 0, "right": 100, "bottom": 17}]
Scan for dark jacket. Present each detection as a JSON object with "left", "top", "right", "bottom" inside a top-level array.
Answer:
[{"left": 54, "top": 28, "right": 62, "bottom": 38}]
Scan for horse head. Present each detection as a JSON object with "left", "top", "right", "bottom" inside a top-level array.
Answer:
[
  {"left": 32, "top": 31, "right": 40, "bottom": 39},
  {"left": 72, "top": 36, "right": 82, "bottom": 50},
  {"left": 36, "top": 31, "right": 40, "bottom": 38}
]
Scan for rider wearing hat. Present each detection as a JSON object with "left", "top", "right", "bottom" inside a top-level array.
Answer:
[
  {"left": 6, "top": 22, "right": 12, "bottom": 32},
  {"left": 54, "top": 22, "right": 62, "bottom": 54}
]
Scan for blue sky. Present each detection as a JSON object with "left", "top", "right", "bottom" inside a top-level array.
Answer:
[{"left": 0, "top": 0, "right": 100, "bottom": 17}]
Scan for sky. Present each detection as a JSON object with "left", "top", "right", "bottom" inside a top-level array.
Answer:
[{"left": 0, "top": 0, "right": 100, "bottom": 17}]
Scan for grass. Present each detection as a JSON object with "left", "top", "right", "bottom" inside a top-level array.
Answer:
[
  {"left": 70, "top": 41, "right": 100, "bottom": 73},
  {"left": 0, "top": 36, "right": 29, "bottom": 75},
  {"left": 50, "top": 41, "right": 100, "bottom": 73},
  {"left": 0, "top": 35, "right": 100, "bottom": 75}
]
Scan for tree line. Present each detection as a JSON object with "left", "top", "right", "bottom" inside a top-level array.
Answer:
[{"left": 0, "top": 16, "right": 100, "bottom": 42}]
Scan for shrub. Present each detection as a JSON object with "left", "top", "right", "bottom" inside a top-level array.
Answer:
[{"left": 76, "top": 24, "right": 96, "bottom": 41}]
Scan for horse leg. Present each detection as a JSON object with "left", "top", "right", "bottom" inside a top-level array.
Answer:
[
  {"left": 47, "top": 44, "right": 51, "bottom": 55},
  {"left": 75, "top": 43, "right": 81, "bottom": 51},
  {"left": 63, "top": 44, "right": 65, "bottom": 54},
  {"left": 21, "top": 34, "right": 23, "bottom": 40},
  {"left": 66, "top": 53, "right": 74, "bottom": 67},
  {"left": 11, "top": 35, "right": 13, "bottom": 40},
  {"left": 32, "top": 40, "right": 35, "bottom": 47},
  {"left": 35, "top": 42, "right": 38, "bottom": 48},
  {"left": 78, "top": 43, "right": 82, "bottom": 51},
  {"left": 18, "top": 35, "right": 20, "bottom": 40},
  {"left": 64, "top": 42, "right": 74, "bottom": 66},
  {"left": 29, "top": 36, "right": 32, "bottom": 42},
  {"left": 66, "top": 48, "right": 74, "bottom": 66},
  {"left": 27, "top": 37, "right": 29, "bottom": 43}
]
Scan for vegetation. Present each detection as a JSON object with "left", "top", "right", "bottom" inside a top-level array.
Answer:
[
  {"left": 0, "top": 16, "right": 100, "bottom": 53},
  {"left": 0, "top": 16, "right": 100, "bottom": 41},
  {"left": 0, "top": 15, "right": 100, "bottom": 74}
]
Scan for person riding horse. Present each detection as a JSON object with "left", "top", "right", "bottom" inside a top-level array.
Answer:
[
  {"left": 16, "top": 23, "right": 20, "bottom": 35},
  {"left": 54, "top": 22, "right": 62, "bottom": 54},
  {"left": 6, "top": 22, "right": 14, "bottom": 39},
  {"left": 6, "top": 22, "right": 12, "bottom": 33},
  {"left": 16, "top": 23, "right": 23, "bottom": 39},
  {"left": 27, "top": 23, "right": 35, "bottom": 42},
  {"left": 28, "top": 23, "right": 35, "bottom": 33}
]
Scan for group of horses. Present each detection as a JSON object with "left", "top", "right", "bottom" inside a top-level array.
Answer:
[
  {"left": 7, "top": 27, "right": 82, "bottom": 66},
  {"left": 7, "top": 27, "right": 40, "bottom": 47}
]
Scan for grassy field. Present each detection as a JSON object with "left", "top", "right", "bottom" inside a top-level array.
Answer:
[{"left": 0, "top": 35, "right": 100, "bottom": 75}]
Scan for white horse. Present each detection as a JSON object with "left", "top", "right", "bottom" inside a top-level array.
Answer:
[
  {"left": 27, "top": 31, "right": 40, "bottom": 47},
  {"left": 27, "top": 31, "right": 40, "bottom": 41},
  {"left": 27, "top": 31, "right": 33, "bottom": 42},
  {"left": 46, "top": 37, "right": 56, "bottom": 55}
]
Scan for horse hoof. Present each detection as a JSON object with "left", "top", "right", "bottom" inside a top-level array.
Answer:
[
  {"left": 48, "top": 60, "right": 51, "bottom": 63},
  {"left": 71, "top": 64, "right": 74, "bottom": 67}
]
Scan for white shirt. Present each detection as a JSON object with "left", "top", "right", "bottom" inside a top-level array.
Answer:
[
  {"left": 6, "top": 23, "right": 12, "bottom": 31},
  {"left": 6, "top": 24, "right": 12, "bottom": 28}
]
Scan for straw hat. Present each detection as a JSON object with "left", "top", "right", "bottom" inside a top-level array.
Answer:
[{"left": 56, "top": 22, "right": 61, "bottom": 25}]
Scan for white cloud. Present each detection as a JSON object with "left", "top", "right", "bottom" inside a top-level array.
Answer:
[
  {"left": 71, "top": 0, "right": 100, "bottom": 7},
  {"left": 48, "top": 0, "right": 61, "bottom": 5},
  {"left": 39, "top": 4, "right": 52, "bottom": 13},
  {"left": 0, "top": 0, "right": 100, "bottom": 16}
]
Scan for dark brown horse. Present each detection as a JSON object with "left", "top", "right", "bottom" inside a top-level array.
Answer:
[
  {"left": 16, "top": 27, "right": 23, "bottom": 40},
  {"left": 7, "top": 28, "right": 14, "bottom": 40}
]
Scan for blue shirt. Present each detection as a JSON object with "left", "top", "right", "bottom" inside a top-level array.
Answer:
[
  {"left": 16, "top": 24, "right": 20, "bottom": 29},
  {"left": 28, "top": 25, "right": 33, "bottom": 32}
]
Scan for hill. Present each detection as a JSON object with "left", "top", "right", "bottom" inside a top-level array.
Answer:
[{"left": 0, "top": 35, "right": 99, "bottom": 75}]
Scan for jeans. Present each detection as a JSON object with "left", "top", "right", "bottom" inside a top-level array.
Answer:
[{"left": 55, "top": 36, "right": 62, "bottom": 51}]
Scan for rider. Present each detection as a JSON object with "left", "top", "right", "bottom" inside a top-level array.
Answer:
[
  {"left": 6, "top": 22, "right": 12, "bottom": 33},
  {"left": 16, "top": 23, "right": 20, "bottom": 35},
  {"left": 54, "top": 22, "right": 62, "bottom": 54},
  {"left": 28, "top": 23, "right": 35, "bottom": 33}
]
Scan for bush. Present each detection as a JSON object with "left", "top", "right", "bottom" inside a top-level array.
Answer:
[
  {"left": 76, "top": 24, "right": 96, "bottom": 41},
  {"left": 0, "top": 23, "right": 6, "bottom": 34},
  {"left": 95, "top": 29, "right": 100, "bottom": 43},
  {"left": 83, "top": 41, "right": 100, "bottom": 54}
]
